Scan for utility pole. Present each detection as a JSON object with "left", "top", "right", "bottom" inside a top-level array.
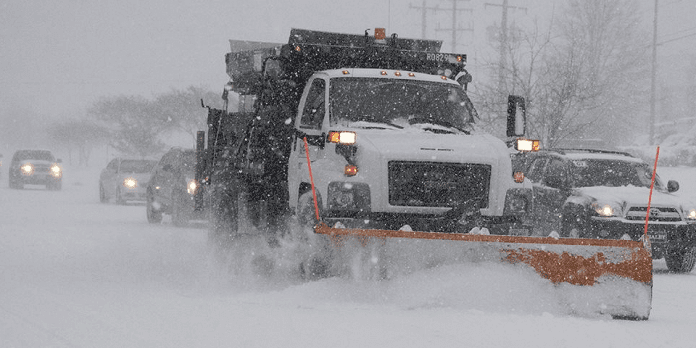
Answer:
[
  {"left": 650, "top": 0, "right": 658, "bottom": 145},
  {"left": 485, "top": 0, "right": 527, "bottom": 94},
  {"left": 410, "top": 1, "right": 440, "bottom": 39},
  {"left": 434, "top": 0, "right": 473, "bottom": 52}
]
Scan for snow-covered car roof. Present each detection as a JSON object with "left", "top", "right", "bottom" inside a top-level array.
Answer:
[{"left": 545, "top": 149, "right": 644, "bottom": 164}]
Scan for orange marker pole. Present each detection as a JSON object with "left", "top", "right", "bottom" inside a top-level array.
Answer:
[
  {"left": 644, "top": 146, "right": 660, "bottom": 239},
  {"left": 303, "top": 137, "right": 321, "bottom": 222}
]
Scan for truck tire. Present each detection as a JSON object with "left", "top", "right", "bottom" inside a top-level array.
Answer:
[
  {"left": 296, "top": 191, "right": 331, "bottom": 280},
  {"left": 297, "top": 190, "right": 321, "bottom": 227},
  {"left": 666, "top": 245, "right": 696, "bottom": 273},
  {"left": 208, "top": 181, "right": 239, "bottom": 248}
]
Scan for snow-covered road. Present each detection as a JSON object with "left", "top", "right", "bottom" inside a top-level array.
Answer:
[{"left": 2, "top": 165, "right": 696, "bottom": 347}]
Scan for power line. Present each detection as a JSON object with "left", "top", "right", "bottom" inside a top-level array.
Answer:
[
  {"left": 410, "top": 1, "right": 440, "bottom": 39},
  {"left": 433, "top": 0, "right": 473, "bottom": 52}
]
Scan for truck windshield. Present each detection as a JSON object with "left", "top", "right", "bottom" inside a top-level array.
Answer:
[{"left": 329, "top": 78, "right": 477, "bottom": 131}]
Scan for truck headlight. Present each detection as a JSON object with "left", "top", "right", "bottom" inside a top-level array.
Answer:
[
  {"left": 21, "top": 163, "right": 34, "bottom": 175},
  {"left": 123, "top": 177, "right": 137, "bottom": 189},
  {"left": 50, "top": 164, "right": 62, "bottom": 178}
]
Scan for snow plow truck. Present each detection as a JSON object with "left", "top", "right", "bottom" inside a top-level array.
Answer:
[{"left": 196, "top": 28, "right": 653, "bottom": 320}]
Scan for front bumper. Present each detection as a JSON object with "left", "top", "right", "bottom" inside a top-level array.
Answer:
[
  {"left": 16, "top": 172, "right": 61, "bottom": 185},
  {"left": 118, "top": 188, "right": 147, "bottom": 202},
  {"left": 589, "top": 217, "right": 696, "bottom": 258}
]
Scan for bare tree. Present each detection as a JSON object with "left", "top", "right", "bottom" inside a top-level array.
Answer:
[
  {"left": 88, "top": 95, "right": 168, "bottom": 158},
  {"left": 537, "top": 0, "right": 649, "bottom": 147},
  {"left": 47, "top": 119, "right": 109, "bottom": 166},
  {"left": 475, "top": 0, "right": 649, "bottom": 148},
  {"left": 152, "top": 86, "right": 220, "bottom": 143}
]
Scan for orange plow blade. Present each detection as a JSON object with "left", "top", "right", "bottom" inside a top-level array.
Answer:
[{"left": 314, "top": 224, "right": 652, "bottom": 320}]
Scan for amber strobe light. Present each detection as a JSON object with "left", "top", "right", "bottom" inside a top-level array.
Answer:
[
  {"left": 344, "top": 165, "right": 358, "bottom": 176},
  {"left": 327, "top": 131, "right": 356, "bottom": 145}
]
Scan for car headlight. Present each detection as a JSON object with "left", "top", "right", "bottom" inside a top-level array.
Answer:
[
  {"left": 50, "top": 164, "right": 62, "bottom": 178},
  {"left": 591, "top": 202, "right": 622, "bottom": 217},
  {"left": 123, "top": 177, "right": 137, "bottom": 189},
  {"left": 21, "top": 163, "right": 34, "bottom": 175},
  {"left": 187, "top": 179, "right": 199, "bottom": 195}
]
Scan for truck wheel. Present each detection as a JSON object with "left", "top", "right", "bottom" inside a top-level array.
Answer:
[
  {"left": 296, "top": 191, "right": 332, "bottom": 280},
  {"left": 146, "top": 192, "right": 163, "bottom": 223},
  {"left": 172, "top": 192, "right": 190, "bottom": 227},
  {"left": 297, "top": 191, "right": 321, "bottom": 227},
  {"left": 666, "top": 245, "right": 696, "bottom": 273},
  {"left": 208, "top": 182, "right": 239, "bottom": 248}
]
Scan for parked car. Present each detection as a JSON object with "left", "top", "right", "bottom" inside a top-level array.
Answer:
[
  {"left": 8, "top": 149, "right": 62, "bottom": 190},
  {"left": 146, "top": 147, "right": 205, "bottom": 226},
  {"left": 99, "top": 158, "right": 157, "bottom": 204},
  {"left": 523, "top": 148, "right": 696, "bottom": 273}
]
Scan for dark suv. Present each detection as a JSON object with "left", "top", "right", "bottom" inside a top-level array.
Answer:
[
  {"left": 9, "top": 149, "right": 63, "bottom": 190},
  {"left": 146, "top": 147, "right": 205, "bottom": 226},
  {"left": 523, "top": 149, "right": 696, "bottom": 273}
]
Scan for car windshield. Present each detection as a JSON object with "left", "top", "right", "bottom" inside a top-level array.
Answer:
[
  {"left": 570, "top": 159, "right": 662, "bottom": 189},
  {"left": 17, "top": 150, "right": 54, "bottom": 161},
  {"left": 329, "top": 78, "right": 477, "bottom": 131},
  {"left": 120, "top": 160, "right": 156, "bottom": 173}
]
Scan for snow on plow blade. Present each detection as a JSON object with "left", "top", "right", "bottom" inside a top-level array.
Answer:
[{"left": 314, "top": 224, "right": 652, "bottom": 320}]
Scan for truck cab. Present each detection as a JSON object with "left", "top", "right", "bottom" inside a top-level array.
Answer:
[{"left": 288, "top": 67, "right": 529, "bottom": 233}]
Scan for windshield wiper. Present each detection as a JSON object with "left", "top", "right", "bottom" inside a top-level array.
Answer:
[
  {"left": 350, "top": 120, "right": 404, "bottom": 129},
  {"left": 408, "top": 117, "right": 470, "bottom": 134}
]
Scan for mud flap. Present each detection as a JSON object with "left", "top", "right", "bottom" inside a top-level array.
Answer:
[{"left": 314, "top": 223, "right": 652, "bottom": 320}]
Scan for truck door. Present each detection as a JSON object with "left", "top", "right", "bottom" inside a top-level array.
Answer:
[
  {"left": 288, "top": 77, "right": 328, "bottom": 207},
  {"left": 535, "top": 157, "right": 571, "bottom": 234}
]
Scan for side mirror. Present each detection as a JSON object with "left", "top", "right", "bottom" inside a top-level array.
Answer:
[
  {"left": 506, "top": 95, "right": 526, "bottom": 137},
  {"left": 667, "top": 180, "right": 679, "bottom": 193}
]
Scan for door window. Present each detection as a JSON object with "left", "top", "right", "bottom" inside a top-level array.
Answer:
[{"left": 300, "top": 79, "right": 326, "bottom": 129}]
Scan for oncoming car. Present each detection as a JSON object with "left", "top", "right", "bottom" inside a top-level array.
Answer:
[
  {"left": 9, "top": 149, "right": 63, "bottom": 190},
  {"left": 146, "top": 147, "right": 206, "bottom": 226},
  {"left": 524, "top": 148, "right": 696, "bottom": 273},
  {"left": 99, "top": 158, "right": 157, "bottom": 204}
]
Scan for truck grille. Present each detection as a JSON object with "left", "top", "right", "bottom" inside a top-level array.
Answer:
[
  {"left": 625, "top": 206, "right": 682, "bottom": 222},
  {"left": 388, "top": 161, "right": 490, "bottom": 208}
]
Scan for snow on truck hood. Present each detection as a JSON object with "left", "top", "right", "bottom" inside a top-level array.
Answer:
[{"left": 353, "top": 127, "right": 510, "bottom": 163}]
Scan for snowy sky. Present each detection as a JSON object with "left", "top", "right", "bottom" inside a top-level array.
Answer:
[{"left": 1, "top": 0, "right": 695, "bottom": 120}]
